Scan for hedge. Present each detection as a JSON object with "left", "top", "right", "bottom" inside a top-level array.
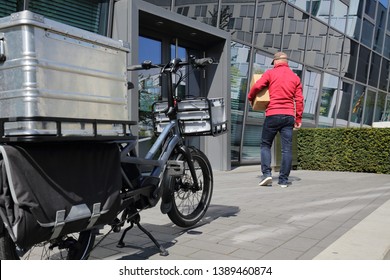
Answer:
[{"left": 297, "top": 128, "right": 390, "bottom": 174}]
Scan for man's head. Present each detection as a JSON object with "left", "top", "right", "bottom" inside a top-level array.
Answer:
[{"left": 271, "top": 51, "right": 288, "bottom": 65}]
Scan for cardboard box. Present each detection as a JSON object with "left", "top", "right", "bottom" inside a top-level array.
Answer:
[{"left": 250, "top": 74, "right": 270, "bottom": 111}]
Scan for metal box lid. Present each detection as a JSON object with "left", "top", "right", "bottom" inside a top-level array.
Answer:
[{"left": 0, "top": 10, "right": 130, "bottom": 52}]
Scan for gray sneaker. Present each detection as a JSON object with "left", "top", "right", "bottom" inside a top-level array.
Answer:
[
  {"left": 259, "top": 176, "right": 272, "bottom": 186},
  {"left": 278, "top": 182, "right": 291, "bottom": 188}
]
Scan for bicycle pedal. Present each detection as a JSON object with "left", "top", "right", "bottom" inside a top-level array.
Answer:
[{"left": 167, "top": 160, "right": 184, "bottom": 175}]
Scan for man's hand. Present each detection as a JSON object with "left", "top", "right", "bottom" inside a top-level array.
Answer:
[{"left": 294, "top": 122, "right": 302, "bottom": 129}]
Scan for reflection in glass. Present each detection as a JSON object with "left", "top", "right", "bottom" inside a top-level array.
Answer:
[
  {"left": 342, "top": 39, "right": 358, "bottom": 79},
  {"left": 385, "top": 34, "right": 390, "bottom": 59},
  {"left": 383, "top": 95, "right": 390, "bottom": 121},
  {"left": 305, "top": 18, "right": 327, "bottom": 68},
  {"left": 312, "top": 0, "right": 331, "bottom": 24},
  {"left": 325, "top": 28, "right": 343, "bottom": 74},
  {"left": 369, "top": 52, "right": 380, "bottom": 87},
  {"left": 379, "top": 58, "right": 390, "bottom": 91},
  {"left": 287, "top": 0, "right": 308, "bottom": 12},
  {"left": 319, "top": 73, "right": 339, "bottom": 127},
  {"left": 329, "top": 0, "right": 347, "bottom": 33},
  {"left": 230, "top": 42, "right": 251, "bottom": 161},
  {"left": 346, "top": 1, "right": 364, "bottom": 40},
  {"left": 356, "top": 45, "right": 370, "bottom": 84},
  {"left": 363, "top": 89, "right": 376, "bottom": 126},
  {"left": 336, "top": 82, "right": 352, "bottom": 127},
  {"left": 138, "top": 37, "right": 162, "bottom": 140},
  {"left": 302, "top": 69, "right": 320, "bottom": 126},
  {"left": 350, "top": 84, "right": 366, "bottom": 127},
  {"left": 374, "top": 1, "right": 386, "bottom": 53},
  {"left": 142, "top": 0, "right": 172, "bottom": 10},
  {"left": 284, "top": 5, "right": 307, "bottom": 63},
  {"left": 254, "top": 1, "right": 285, "bottom": 54},
  {"left": 365, "top": 0, "right": 376, "bottom": 19},
  {"left": 374, "top": 91, "right": 387, "bottom": 122},
  {"left": 170, "top": 45, "right": 188, "bottom": 99},
  {"left": 222, "top": 0, "right": 255, "bottom": 43},
  {"left": 361, "top": 18, "right": 374, "bottom": 48},
  {"left": 174, "top": 0, "right": 219, "bottom": 27}
]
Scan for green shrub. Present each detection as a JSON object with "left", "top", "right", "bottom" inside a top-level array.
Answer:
[{"left": 297, "top": 128, "right": 390, "bottom": 174}]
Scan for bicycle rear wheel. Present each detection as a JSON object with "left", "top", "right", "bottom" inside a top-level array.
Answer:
[
  {"left": 165, "top": 147, "right": 213, "bottom": 227},
  {"left": 0, "top": 228, "right": 95, "bottom": 260}
]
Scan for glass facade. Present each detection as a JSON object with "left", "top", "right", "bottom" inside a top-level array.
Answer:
[
  {"left": 1, "top": 0, "right": 389, "bottom": 166},
  {"left": 143, "top": 0, "right": 390, "bottom": 164}
]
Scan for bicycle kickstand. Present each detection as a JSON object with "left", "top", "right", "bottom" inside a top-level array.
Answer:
[{"left": 116, "top": 213, "right": 169, "bottom": 256}]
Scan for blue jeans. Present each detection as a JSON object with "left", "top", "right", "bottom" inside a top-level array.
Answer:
[{"left": 261, "top": 115, "right": 295, "bottom": 185}]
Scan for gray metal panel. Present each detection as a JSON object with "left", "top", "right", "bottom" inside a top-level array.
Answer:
[{"left": 0, "top": 11, "right": 130, "bottom": 135}]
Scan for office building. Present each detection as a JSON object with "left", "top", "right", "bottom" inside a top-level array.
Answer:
[{"left": 1, "top": 0, "right": 389, "bottom": 169}]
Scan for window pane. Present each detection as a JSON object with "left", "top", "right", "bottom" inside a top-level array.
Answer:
[
  {"left": 374, "top": 1, "right": 386, "bottom": 53},
  {"left": 223, "top": 0, "right": 255, "bottom": 43},
  {"left": 305, "top": 18, "right": 327, "bottom": 68},
  {"left": 28, "top": 0, "right": 110, "bottom": 35},
  {"left": 350, "top": 84, "right": 366, "bottom": 126},
  {"left": 369, "top": 52, "right": 380, "bottom": 87},
  {"left": 363, "top": 89, "right": 376, "bottom": 126},
  {"left": 346, "top": 1, "right": 364, "bottom": 40},
  {"left": 138, "top": 37, "right": 162, "bottom": 144},
  {"left": 330, "top": 0, "right": 347, "bottom": 33},
  {"left": 174, "top": 0, "right": 219, "bottom": 27},
  {"left": 287, "top": 0, "right": 308, "bottom": 12},
  {"left": 143, "top": 0, "right": 171, "bottom": 9},
  {"left": 283, "top": 5, "right": 307, "bottom": 63},
  {"left": 384, "top": 34, "right": 390, "bottom": 59},
  {"left": 230, "top": 43, "right": 250, "bottom": 161},
  {"left": 254, "top": 1, "right": 285, "bottom": 54},
  {"left": 0, "top": 0, "right": 19, "bottom": 17},
  {"left": 379, "top": 58, "right": 390, "bottom": 91},
  {"left": 319, "top": 73, "right": 339, "bottom": 127},
  {"left": 361, "top": 18, "right": 374, "bottom": 48},
  {"left": 383, "top": 95, "right": 390, "bottom": 121},
  {"left": 374, "top": 91, "right": 387, "bottom": 122},
  {"left": 336, "top": 81, "right": 353, "bottom": 127},
  {"left": 314, "top": 0, "right": 331, "bottom": 24},
  {"left": 356, "top": 45, "right": 370, "bottom": 84},
  {"left": 325, "top": 28, "right": 343, "bottom": 74},
  {"left": 365, "top": 0, "right": 376, "bottom": 19},
  {"left": 302, "top": 69, "right": 320, "bottom": 126},
  {"left": 342, "top": 39, "right": 358, "bottom": 80}
]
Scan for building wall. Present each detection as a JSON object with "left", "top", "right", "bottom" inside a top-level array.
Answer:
[
  {"left": 144, "top": 0, "right": 390, "bottom": 165},
  {"left": 1, "top": 0, "right": 390, "bottom": 168}
]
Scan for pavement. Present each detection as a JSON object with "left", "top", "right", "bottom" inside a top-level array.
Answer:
[{"left": 89, "top": 166, "right": 390, "bottom": 260}]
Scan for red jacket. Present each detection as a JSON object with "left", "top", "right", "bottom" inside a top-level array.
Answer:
[{"left": 248, "top": 63, "right": 304, "bottom": 123}]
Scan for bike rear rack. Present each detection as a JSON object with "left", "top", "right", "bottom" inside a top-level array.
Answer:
[{"left": 0, "top": 116, "right": 137, "bottom": 142}]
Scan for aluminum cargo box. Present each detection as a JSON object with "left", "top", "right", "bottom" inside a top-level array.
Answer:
[{"left": 0, "top": 11, "right": 130, "bottom": 136}]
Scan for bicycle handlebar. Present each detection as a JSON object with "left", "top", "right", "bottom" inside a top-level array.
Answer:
[
  {"left": 192, "top": 57, "right": 214, "bottom": 67},
  {"left": 127, "top": 56, "right": 214, "bottom": 71}
]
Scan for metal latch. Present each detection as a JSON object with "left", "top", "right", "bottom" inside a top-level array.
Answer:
[
  {"left": 167, "top": 160, "right": 185, "bottom": 176},
  {"left": 0, "top": 33, "right": 5, "bottom": 62}
]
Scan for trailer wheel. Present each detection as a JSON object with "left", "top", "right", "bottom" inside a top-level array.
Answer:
[{"left": 0, "top": 228, "right": 95, "bottom": 260}]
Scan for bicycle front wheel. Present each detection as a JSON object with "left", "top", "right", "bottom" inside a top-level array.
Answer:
[
  {"left": 165, "top": 147, "right": 213, "bottom": 227},
  {"left": 0, "top": 228, "right": 95, "bottom": 260}
]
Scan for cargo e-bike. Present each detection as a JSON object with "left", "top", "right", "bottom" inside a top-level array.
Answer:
[{"left": 0, "top": 55, "right": 226, "bottom": 260}]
